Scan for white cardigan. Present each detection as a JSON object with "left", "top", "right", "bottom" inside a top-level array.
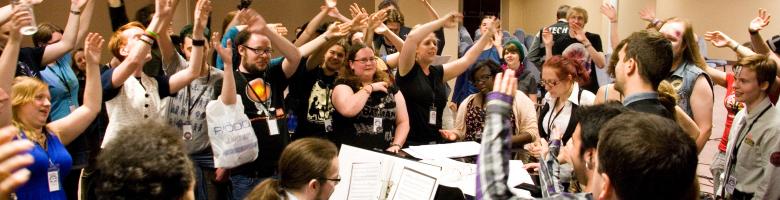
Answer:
[{"left": 102, "top": 74, "right": 170, "bottom": 147}]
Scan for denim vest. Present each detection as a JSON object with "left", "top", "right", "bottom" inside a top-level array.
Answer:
[{"left": 665, "top": 61, "right": 712, "bottom": 117}]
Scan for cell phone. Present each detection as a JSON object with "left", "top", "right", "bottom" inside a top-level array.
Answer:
[
  {"left": 514, "top": 183, "right": 542, "bottom": 197},
  {"left": 237, "top": 0, "right": 253, "bottom": 10}
]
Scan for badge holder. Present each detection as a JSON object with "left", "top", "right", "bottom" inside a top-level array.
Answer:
[
  {"left": 182, "top": 122, "right": 193, "bottom": 141},
  {"left": 428, "top": 105, "right": 437, "bottom": 125},
  {"left": 47, "top": 161, "right": 60, "bottom": 192}
]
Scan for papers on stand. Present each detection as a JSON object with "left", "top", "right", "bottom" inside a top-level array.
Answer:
[
  {"left": 402, "top": 141, "right": 481, "bottom": 159},
  {"left": 390, "top": 167, "right": 438, "bottom": 200},
  {"left": 347, "top": 162, "right": 383, "bottom": 200}
]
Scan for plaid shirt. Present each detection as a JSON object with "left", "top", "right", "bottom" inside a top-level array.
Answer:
[{"left": 477, "top": 92, "right": 591, "bottom": 200}]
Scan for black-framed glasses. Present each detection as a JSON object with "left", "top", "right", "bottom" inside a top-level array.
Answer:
[
  {"left": 539, "top": 79, "right": 561, "bottom": 87},
  {"left": 472, "top": 75, "right": 492, "bottom": 84},
  {"left": 241, "top": 45, "right": 273, "bottom": 56},
  {"left": 319, "top": 176, "right": 341, "bottom": 185},
  {"left": 352, "top": 57, "right": 377, "bottom": 65}
]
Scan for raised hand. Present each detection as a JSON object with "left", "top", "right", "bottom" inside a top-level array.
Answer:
[
  {"left": 368, "top": 9, "right": 388, "bottom": 30},
  {"left": 0, "top": 126, "right": 34, "bottom": 198},
  {"left": 442, "top": 12, "right": 464, "bottom": 29},
  {"left": 8, "top": 6, "right": 34, "bottom": 36},
  {"left": 542, "top": 27, "right": 553, "bottom": 46},
  {"left": 242, "top": 9, "right": 268, "bottom": 34},
  {"left": 749, "top": 8, "right": 771, "bottom": 32},
  {"left": 212, "top": 32, "right": 233, "bottom": 64},
  {"left": 83, "top": 32, "right": 104, "bottom": 66},
  {"left": 639, "top": 7, "right": 656, "bottom": 22},
  {"left": 326, "top": 6, "right": 342, "bottom": 18},
  {"left": 193, "top": 0, "right": 212, "bottom": 33},
  {"left": 368, "top": 81, "right": 388, "bottom": 93},
  {"left": 704, "top": 31, "right": 735, "bottom": 48},
  {"left": 492, "top": 69, "right": 517, "bottom": 97},
  {"left": 600, "top": 2, "right": 617, "bottom": 23},
  {"left": 155, "top": 0, "right": 180, "bottom": 19},
  {"left": 266, "top": 23, "right": 288, "bottom": 36},
  {"left": 570, "top": 23, "right": 588, "bottom": 43},
  {"left": 325, "top": 22, "right": 349, "bottom": 39}
]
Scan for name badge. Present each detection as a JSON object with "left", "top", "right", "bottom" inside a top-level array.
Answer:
[
  {"left": 373, "top": 117, "right": 383, "bottom": 133},
  {"left": 324, "top": 119, "right": 333, "bottom": 132},
  {"left": 47, "top": 165, "right": 60, "bottom": 192},
  {"left": 182, "top": 123, "right": 193, "bottom": 141},
  {"left": 268, "top": 119, "right": 280, "bottom": 136},
  {"left": 725, "top": 175, "right": 736, "bottom": 194},
  {"left": 429, "top": 106, "right": 437, "bottom": 125}
]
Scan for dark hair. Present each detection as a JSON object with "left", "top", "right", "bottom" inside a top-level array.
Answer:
[
  {"left": 378, "top": 0, "right": 401, "bottom": 11},
  {"left": 573, "top": 101, "right": 629, "bottom": 158},
  {"left": 235, "top": 30, "right": 252, "bottom": 46},
  {"left": 469, "top": 60, "right": 501, "bottom": 83},
  {"left": 736, "top": 54, "right": 778, "bottom": 94},
  {"left": 32, "top": 23, "right": 63, "bottom": 47},
  {"left": 70, "top": 48, "right": 84, "bottom": 73},
  {"left": 384, "top": 9, "right": 404, "bottom": 26},
  {"left": 135, "top": 4, "right": 155, "bottom": 26},
  {"left": 179, "top": 24, "right": 211, "bottom": 42},
  {"left": 95, "top": 121, "right": 194, "bottom": 200},
  {"left": 542, "top": 55, "right": 590, "bottom": 86},
  {"left": 222, "top": 10, "right": 238, "bottom": 34},
  {"left": 606, "top": 40, "right": 626, "bottom": 78},
  {"left": 597, "top": 112, "right": 697, "bottom": 200},
  {"left": 622, "top": 30, "right": 674, "bottom": 89},
  {"left": 502, "top": 41, "right": 526, "bottom": 62},
  {"left": 248, "top": 138, "right": 338, "bottom": 200},
  {"left": 556, "top": 5, "right": 571, "bottom": 19}
]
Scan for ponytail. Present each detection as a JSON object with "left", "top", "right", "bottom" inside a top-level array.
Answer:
[
  {"left": 248, "top": 179, "right": 284, "bottom": 200},
  {"left": 657, "top": 80, "right": 679, "bottom": 114}
]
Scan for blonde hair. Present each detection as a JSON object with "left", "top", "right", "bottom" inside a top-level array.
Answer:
[
  {"left": 567, "top": 6, "right": 589, "bottom": 24},
  {"left": 11, "top": 77, "right": 49, "bottom": 133}
]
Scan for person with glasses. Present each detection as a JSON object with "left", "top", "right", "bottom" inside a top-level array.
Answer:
[
  {"left": 537, "top": 55, "right": 594, "bottom": 145},
  {"left": 331, "top": 44, "right": 409, "bottom": 153},
  {"left": 210, "top": 8, "right": 302, "bottom": 200},
  {"left": 396, "top": 12, "right": 495, "bottom": 145},
  {"left": 249, "top": 138, "right": 341, "bottom": 200},
  {"left": 440, "top": 60, "right": 537, "bottom": 163}
]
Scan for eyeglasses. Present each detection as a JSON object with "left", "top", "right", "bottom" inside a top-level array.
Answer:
[
  {"left": 473, "top": 75, "right": 492, "bottom": 84},
  {"left": 539, "top": 79, "right": 561, "bottom": 87},
  {"left": 319, "top": 176, "right": 341, "bottom": 185},
  {"left": 241, "top": 45, "right": 273, "bottom": 56},
  {"left": 352, "top": 57, "right": 377, "bottom": 65}
]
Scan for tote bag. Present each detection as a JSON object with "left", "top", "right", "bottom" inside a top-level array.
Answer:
[{"left": 206, "top": 95, "right": 259, "bottom": 168}]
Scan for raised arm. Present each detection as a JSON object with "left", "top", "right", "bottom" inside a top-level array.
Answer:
[
  {"left": 702, "top": 31, "right": 736, "bottom": 87},
  {"left": 542, "top": 27, "right": 553, "bottom": 61},
  {"left": 168, "top": 0, "right": 209, "bottom": 93},
  {"left": 570, "top": 23, "right": 606, "bottom": 68},
  {"left": 49, "top": 33, "right": 103, "bottom": 145},
  {"left": 294, "top": 5, "right": 331, "bottom": 47},
  {"left": 0, "top": 8, "right": 27, "bottom": 126},
  {"left": 442, "top": 15, "right": 493, "bottom": 81},
  {"left": 244, "top": 9, "right": 302, "bottom": 78},
  {"left": 601, "top": 2, "right": 620, "bottom": 50},
  {"left": 639, "top": 6, "right": 663, "bottom": 30},
  {"left": 387, "top": 92, "right": 409, "bottom": 153},
  {"left": 748, "top": 8, "right": 772, "bottom": 54},
  {"left": 107, "top": 0, "right": 129, "bottom": 31},
  {"left": 40, "top": 0, "right": 87, "bottom": 65},
  {"left": 75, "top": 0, "right": 95, "bottom": 47},
  {"left": 364, "top": 9, "right": 388, "bottom": 50},
  {"left": 301, "top": 22, "right": 349, "bottom": 71},
  {"left": 398, "top": 12, "right": 462, "bottom": 76},
  {"left": 213, "top": 33, "right": 237, "bottom": 105},
  {"left": 109, "top": 0, "right": 171, "bottom": 87}
]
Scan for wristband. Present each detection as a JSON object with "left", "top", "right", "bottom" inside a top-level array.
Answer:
[
  {"left": 146, "top": 30, "right": 159, "bottom": 39},
  {"left": 364, "top": 85, "right": 373, "bottom": 93},
  {"left": 70, "top": 10, "right": 81, "bottom": 15},
  {"left": 487, "top": 92, "right": 513, "bottom": 104},
  {"left": 192, "top": 39, "right": 206, "bottom": 47}
]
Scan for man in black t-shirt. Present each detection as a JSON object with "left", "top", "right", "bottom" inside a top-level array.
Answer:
[{"left": 211, "top": 9, "right": 301, "bottom": 200}]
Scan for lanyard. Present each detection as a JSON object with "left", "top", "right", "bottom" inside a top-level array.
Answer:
[
  {"left": 730, "top": 105, "right": 772, "bottom": 165},
  {"left": 546, "top": 99, "right": 566, "bottom": 135},
  {"left": 239, "top": 71, "right": 273, "bottom": 116},
  {"left": 185, "top": 85, "right": 210, "bottom": 120},
  {"left": 52, "top": 63, "right": 73, "bottom": 98},
  {"left": 18, "top": 129, "right": 56, "bottom": 166}
]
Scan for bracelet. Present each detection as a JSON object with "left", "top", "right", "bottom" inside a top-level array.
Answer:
[
  {"left": 70, "top": 10, "right": 81, "bottom": 15},
  {"left": 486, "top": 92, "right": 513, "bottom": 104},
  {"left": 389, "top": 143, "right": 401, "bottom": 148},
  {"left": 192, "top": 39, "right": 206, "bottom": 47},
  {"left": 363, "top": 85, "right": 373, "bottom": 93},
  {"left": 610, "top": 20, "right": 618, "bottom": 23},
  {"left": 146, "top": 30, "right": 159, "bottom": 39}
]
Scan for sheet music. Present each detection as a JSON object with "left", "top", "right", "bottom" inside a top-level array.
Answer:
[
  {"left": 393, "top": 167, "right": 437, "bottom": 200},
  {"left": 347, "top": 162, "right": 382, "bottom": 200},
  {"left": 405, "top": 141, "right": 481, "bottom": 159}
]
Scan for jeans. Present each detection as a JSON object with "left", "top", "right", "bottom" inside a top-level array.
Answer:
[
  {"left": 710, "top": 151, "right": 727, "bottom": 194},
  {"left": 230, "top": 173, "right": 265, "bottom": 200},
  {"left": 191, "top": 152, "right": 232, "bottom": 200}
]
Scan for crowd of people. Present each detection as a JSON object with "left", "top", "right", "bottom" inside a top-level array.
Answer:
[{"left": 0, "top": 0, "right": 778, "bottom": 199}]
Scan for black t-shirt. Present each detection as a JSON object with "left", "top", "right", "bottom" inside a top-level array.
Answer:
[
  {"left": 286, "top": 62, "right": 338, "bottom": 140},
  {"left": 213, "top": 57, "right": 289, "bottom": 177},
  {"left": 15, "top": 47, "right": 45, "bottom": 77},
  {"left": 396, "top": 63, "right": 447, "bottom": 144},
  {"left": 332, "top": 80, "right": 398, "bottom": 151},
  {"left": 374, "top": 27, "right": 445, "bottom": 55}
]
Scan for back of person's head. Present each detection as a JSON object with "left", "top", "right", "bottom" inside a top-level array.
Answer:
[
  {"left": 32, "top": 23, "right": 63, "bottom": 47},
  {"left": 248, "top": 138, "right": 339, "bottom": 200},
  {"left": 135, "top": 4, "right": 155, "bottom": 26},
  {"left": 543, "top": 55, "right": 590, "bottom": 86},
  {"left": 95, "top": 121, "right": 194, "bottom": 200},
  {"left": 556, "top": 5, "right": 571, "bottom": 20},
  {"left": 597, "top": 112, "right": 697, "bottom": 200},
  {"left": 10, "top": 77, "right": 48, "bottom": 133},
  {"left": 378, "top": 0, "right": 401, "bottom": 11},
  {"left": 108, "top": 22, "right": 147, "bottom": 61},
  {"left": 562, "top": 43, "right": 591, "bottom": 68},
  {"left": 622, "top": 30, "right": 673, "bottom": 89},
  {"left": 573, "top": 101, "right": 629, "bottom": 158},
  {"left": 737, "top": 54, "right": 777, "bottom": 94},
  {"left": 566, "top": 6, "right": 589, "bottom": 23}
]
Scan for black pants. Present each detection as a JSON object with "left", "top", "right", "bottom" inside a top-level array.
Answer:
[{"left": 732, "top": 189, "right": 754, "bottom": 200}]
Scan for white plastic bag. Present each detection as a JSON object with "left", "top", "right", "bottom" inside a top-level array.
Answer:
[{"left": 206, "top": 95, "right": 259, "bottom": 168}]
